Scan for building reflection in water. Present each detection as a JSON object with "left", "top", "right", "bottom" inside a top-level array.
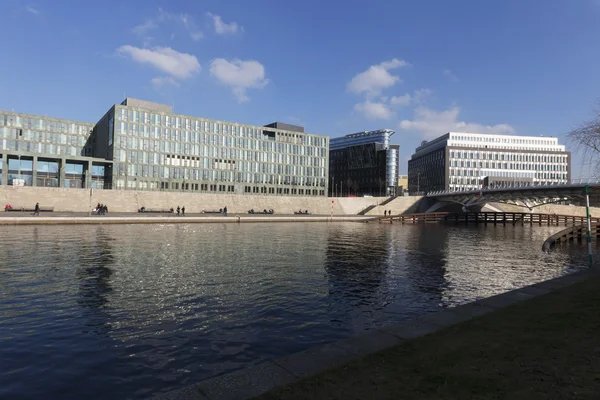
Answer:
[
  {"left": 324, "top": 223, "right": 393, "bottom": 332},
  {"left": 75, "top": 228, "right": 115, "bottom": 335},
  {"left": 0, "top": 222, "right": 591, "bottom": 400},
  {"left": 400, "top": 224, "right": 451, "bottom": 310}
]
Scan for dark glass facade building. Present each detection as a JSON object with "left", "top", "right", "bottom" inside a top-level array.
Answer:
[{"left": 329, "top": 129, "right": 399, "bottom": 197}]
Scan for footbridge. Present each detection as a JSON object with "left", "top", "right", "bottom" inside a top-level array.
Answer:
[
  {"left": 372, "top": 212, "right": 600, "bottom": 226},
  {"left": 423, "top": 180, "right": 600, "bottom": 212}
]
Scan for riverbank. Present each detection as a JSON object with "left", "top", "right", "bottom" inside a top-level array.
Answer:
[
  {"left": 257, "top": 270, "right": 600, "bottom": 400},
  {"left": 152, "top": 268, "right": 600, "bottom": 400},
  {"left": 0, "top": 214, "right": 374, "bottom": 225}
]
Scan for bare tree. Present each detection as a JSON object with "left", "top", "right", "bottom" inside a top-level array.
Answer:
[{"left": 568, "top": 105, "right": 600, "bottom": 174}]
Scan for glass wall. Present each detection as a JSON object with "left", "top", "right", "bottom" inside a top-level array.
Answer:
[
  {"left": 8, "top": 158, "right": 33, "bottom": 186},
  {"left": 112, "top": 106, "right": 329, "bottom": 195},
  {"left": 37, "top": 160, "right": 59, "bottom": 187},
  {"left": 91, "top": 165, "right": 105, "bottom": 189},
  {"left": 0, "top": 113, "right": 92, "bottom": 158},
  {"left": 64, "top": 163, "right": 84, "bottom": 188}
]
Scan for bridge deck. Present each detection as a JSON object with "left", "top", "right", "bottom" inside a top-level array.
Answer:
[{"left": 374, "top": 212, "right": 600, "bottom": 226}]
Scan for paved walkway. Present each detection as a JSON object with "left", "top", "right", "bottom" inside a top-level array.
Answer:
[
  {"left": 0, "top": 213, "right": 373, "bottom": 225},
  {"left": 150, "top": 268, "right": 599, "bottom": 400}
]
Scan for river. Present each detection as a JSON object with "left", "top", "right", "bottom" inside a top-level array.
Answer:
[{"left": 0, "top": 222, "right": 593, "bottom": 399}]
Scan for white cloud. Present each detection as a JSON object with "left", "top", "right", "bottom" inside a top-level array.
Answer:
[
  {"left": 117, "top": 45, "right": 201, "bottom": 80},
  {"left": 209, "top": 58, "right": 268, "bottom": 102},
  {"left": 26, "top": 6, "right": 39, "bottom": 15},
  {"left": 413, "top": 88, "right": 433, "bottom": 104},
  {"left": 399, "top": 106, "right": 515, "bottom": 139},
  {"left": 132, "top": 19, "right": 157, "bottom": 36},
  {"left": 132, "top": 8, "right": 203, "bottom": 42},
  {"left": 347, "top": 58, "right": 409, "bottom": 97},
  {"left": 207, "top": 12, "right": 240, "bottom": 35},
  {"left": 390, "top": 94, "right": 411, "bottom": 106},
  {"left": 190, "top": 31, "right": 204, "bottom": 41},
  {"left": 151, "top": 76, "right": 180, "bottom": 89},
  {"left": 354, "top": 101, "right": 394, "bottom": 120},
  {"left": 443, "top": 68, "right": 459, "bottom": 82}
]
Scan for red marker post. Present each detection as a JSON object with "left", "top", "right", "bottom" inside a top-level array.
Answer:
[{"left": 330, "top": 200, "right": 334, "bottom": 221}]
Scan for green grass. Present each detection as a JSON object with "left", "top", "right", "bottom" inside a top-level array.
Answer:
[{"left": 257, "top": 277, "right": 600, "bottom": 400}]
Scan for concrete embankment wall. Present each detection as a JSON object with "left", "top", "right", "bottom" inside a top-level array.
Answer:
[
  {"left": 488, "top": 202, "right": 600, "bottom": 218},
  {"left": 0, "top": 186, "right": 415, "bottom": 215}
]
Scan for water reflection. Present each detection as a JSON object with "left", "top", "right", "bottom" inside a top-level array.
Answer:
[
  {"left": 0, "top": 222, "right": 594, "bottom": 400},
  {"left": 76, "top": 229, "right": 115, "bottom": 334}
]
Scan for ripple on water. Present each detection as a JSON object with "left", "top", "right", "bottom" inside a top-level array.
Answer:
[{"left": 0, "top": 222, "right": 594, "bottom": 399}]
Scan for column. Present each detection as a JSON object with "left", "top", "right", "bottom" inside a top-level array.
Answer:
[
  {"left": 86, "top": 160, "right": 92, "bottom": 189},
  {"left": 1, "top": 154, "right": 8, "bottom": 185},
  {"left": 32, "top": 156, "right": 38, "bottom": 187},
  {"left": 60, "top": 158, "right": 66, "bottom": 188}
]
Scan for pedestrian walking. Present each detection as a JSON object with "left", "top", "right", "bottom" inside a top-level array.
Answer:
[
  {"left": 388, "top": 210, "right": 392, "bottom": 216},
  {"left": 384, "top": 210, "right": 387, "bottom": 216},
  {"left": 223, "top": 206, "right": 228, "bottom": 216},
  {"left": 181, "top": 206, "right": 185, "bottom": 216},
  {"left": 33, "top": 202, "right": 40, "bottom": 216},
  {"left": 176, "top": 206, "right": 180, "bottom": 216}
]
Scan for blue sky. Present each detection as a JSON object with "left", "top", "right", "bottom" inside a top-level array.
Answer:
[{"left": 1, "top": 0, "right": 600, "bottom": 176}]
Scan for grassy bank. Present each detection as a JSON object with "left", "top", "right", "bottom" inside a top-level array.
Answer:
[{"left": 257, "top": 276, "right": 600, "bottom": 400}]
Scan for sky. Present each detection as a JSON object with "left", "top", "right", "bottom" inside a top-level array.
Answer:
[{"left": 1, "top": 0, "right": 600, "bottom": 177}]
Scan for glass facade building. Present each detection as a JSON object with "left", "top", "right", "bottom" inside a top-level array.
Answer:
[
  {"left": 0, "top": 111, "right": 110, "bottom": 188},
  {"left": 87, "top": 98, "right": 329, "bottom": 196},
  {"left": 329, "top": 129, "right": 399, "bottom": 196},
  {"left": 408, "top": 132, "right": 571, "bottom": 194}
]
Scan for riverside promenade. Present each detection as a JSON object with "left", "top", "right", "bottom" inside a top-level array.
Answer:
[
  {"left": 0, "top": 213, "right": 373, "bottom": 225},
  {"left": 151, "top": 267, "right": 600, "bottom": 400}
]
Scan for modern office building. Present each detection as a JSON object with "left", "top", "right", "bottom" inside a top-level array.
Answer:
[
  {"left": 0, "top": 98, "right": 329, "bottom": 196},
  {"left": 89, "top": 98, "right": 328, "bottom": 195},
  {"left": 0, "top": 112, "right": 111, "bottom": 188},
  {"left": 329, "top": 129, "right": 399, "bottom": 197},
  {"left": 407, "top": 132, "right": 571, "bottom": 194}
]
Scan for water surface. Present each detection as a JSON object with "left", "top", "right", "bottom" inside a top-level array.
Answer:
[{"left": 0, "top": 222, "right": 592, "bottom": 399}]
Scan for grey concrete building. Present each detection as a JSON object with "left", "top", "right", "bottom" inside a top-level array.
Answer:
[
  {"left": 408, "top": 132, "right": 571, "bottom": 194},
  {"left": 0, "top": 111, "right": 111, "bottom": 189}
]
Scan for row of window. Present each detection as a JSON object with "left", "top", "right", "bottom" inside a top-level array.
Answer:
[
  {"left": 449, "top": 151, "right": 568, "bottom": 163},
  {"left": 115, "top": 108, "right": 327, "bottom": 148},
  {"left": 114, "top": 163, "right": 326, "bottom": 186},
  {"left": 112, "top": 178, "right": 325, "bottom": 195},
  {"left": 113, "top": 149, "right": 326, "bottom": 171},
  {"left": 450, "top": 161, "right": 568, "bottom": 171},
  {"left": 0, "top": 158, "right": 105, "bottom": 175},
  {"left": 115, "top": 158, "right": 325, "bottom": 179},
  {"left": 1, "top": 140, "right": 83, "bottom": 157},
  {"left": 449, "top": 135, "right": 558, "bottom": 147},
  {"left": 449, "top": 169, "right": 568, "bottom": 180},
  {"left": 115, "top": 126, "right": 327, "bottom": 157},
  {"left": 0, "top": 128, "right": 88, "bottom": 148},
  {"left": 0, "top": 114, "right": 92, "bottom": 135}
]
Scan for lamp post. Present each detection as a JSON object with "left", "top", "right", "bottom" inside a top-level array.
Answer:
[{"left": 585, "top": 185, "right": 593, "bottom": 266}]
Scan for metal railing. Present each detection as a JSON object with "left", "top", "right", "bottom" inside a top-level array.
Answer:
[{"left": 426, "top": 179, "right": 600, "bottom": 197}]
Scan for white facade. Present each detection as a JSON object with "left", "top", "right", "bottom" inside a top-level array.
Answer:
[
  {"left": 447, "top": 132, "right": 568, "bottom": 191},
  {"left": 409, "top": 132, "right": 570, "bottom": 193}
]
